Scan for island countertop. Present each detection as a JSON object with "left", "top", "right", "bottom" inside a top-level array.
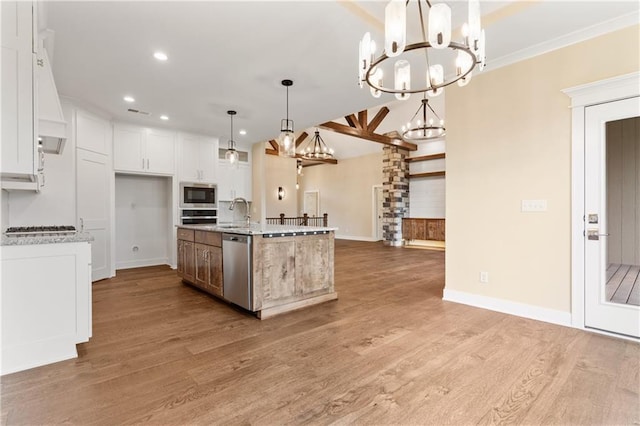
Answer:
[
  {"left": 1, "top": 232, "right": 94, "bottom": 246},
  {"left": 177, "top": 223, "right": 337, "bottom": 236}
]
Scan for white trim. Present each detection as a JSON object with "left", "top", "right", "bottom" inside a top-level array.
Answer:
[
  {"left": 303, "top": 190, "right": 320, "bottom": 217},
  {"left": 335, "top": 234, "right": 379, "bottom": 242},
  {"left": 564, "top": 72, "right": 640, "bottom": 331},
  {"left": 488, "top": 12, "right": 639, "bottom": 74},
  {"left": 443, "top": 289, "right": 572, "bottom": 327},
  {"left": 371, "top": 184, "right": 383, "bottom": 241},
  {"left": 116, "top": 257, "right": 170, "bottom": 270}
]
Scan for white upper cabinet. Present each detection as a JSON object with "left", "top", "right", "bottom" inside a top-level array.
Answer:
[
  {"left": 179, "top": 134, "right": 218, "bottom": 183},
  {"left": 1, "top": 1, "right": 36, "bottom": 178},
  {"left": 217, "top": 160, "right": 251, "bottom": 201},
  {"left": 113, "top": 124, "right": 175, "bottom": 175},
  {"left": 76, "top": 110, "right": 110, "bottom": 156}
]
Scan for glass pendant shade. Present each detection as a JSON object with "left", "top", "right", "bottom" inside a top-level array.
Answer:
[
  {"left": 468, "top": 0, "right": 482, "bottom": 50},
  {"left": 278, "top": 80, "right": 296, "bottom": 157},
  {"left": 385, "top": 0, "right": 406, "bottom": 57},
  {"left": 370, "top": 68, "right": 383, "bottom": 98},
  {"left": 427, "top": 64, "right": 444, "bottom": 97},
  {"left": 394, "top": 60, "right": 411, "bottom": 100},
  {"left": 428, "top": 3, "right": 451, "bottom": 49}
]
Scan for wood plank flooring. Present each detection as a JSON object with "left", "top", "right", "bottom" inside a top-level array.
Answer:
[
  {"left": 606, "top": 263, "right": 640, "bottom": 306},
  {"left": 1, "top": 240, "right": 639, "bottom": 425}
]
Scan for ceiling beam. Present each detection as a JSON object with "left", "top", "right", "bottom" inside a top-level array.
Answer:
[
  {"left": 358, "top": 110, "right": 368, "bottom": 131},
  {"left": 344, "top": 114, "right": 362, "bottom": 130},
  {"left": 268, "top": 139, "right": 279, "bottom": 151},
  {"left": 295, "top": 131, "right": 309, "bottom": 148},
  {"left": 367, "top": 107, "right": 389, "bottom": 133},
  {"left": 264, "top": 149, "right": 338, "bottom": 165},
  {"left": 319, "top": 121, "right": 418, "bottom": 151}
]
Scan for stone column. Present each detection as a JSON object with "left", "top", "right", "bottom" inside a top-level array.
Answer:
[{"left": 382, "top": 146, "right": 409, "bottom": 246}]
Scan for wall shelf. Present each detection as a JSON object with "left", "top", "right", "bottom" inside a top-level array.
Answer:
[
  {"left": 406, "top": 153, "right": 446, "bottom": 163},
  {"left": 409, "top": 171, "right": 446, "bottom": 178}
]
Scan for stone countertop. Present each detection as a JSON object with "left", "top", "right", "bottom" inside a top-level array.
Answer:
[
  {"left": 1, "top": 232, "right": 94, "bottom": 246},
  {"left": 178, "top": 223, "right": 338, "bottom": 236}
]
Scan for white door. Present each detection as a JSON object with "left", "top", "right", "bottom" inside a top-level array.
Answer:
[
  {"left": 374, "top": 185, "right": 384, "bottom": 241},
  {"left": 584, "top": 96, "right": 640, "bottom": 338},
  {"left": 304, "top": 191, "right": 319, "bottom": 217},
  {"left": 77, "top": 149, "right": 111, "bottom": 281}
]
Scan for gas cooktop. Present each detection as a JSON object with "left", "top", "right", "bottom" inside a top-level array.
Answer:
[{"left": 5, "top": 226, "right": 77, "bottom": 237}]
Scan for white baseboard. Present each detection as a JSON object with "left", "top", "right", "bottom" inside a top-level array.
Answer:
[
  {"left": 335, "top": 234, "right": 380, "bottom": 242},
  {"left": 443, "top": 288, "right": 572, "bottom": 327},
  {"left": 116, "top": 257, "right": 169, "bottom": 270},
  {"left": 1, "top": 336, "right": 78, "bottom": 376}
]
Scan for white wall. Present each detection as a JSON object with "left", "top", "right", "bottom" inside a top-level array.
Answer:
[
  {"left": 409, "top": 140, "right": 446, "bottom": 218},
  {"left": 115, "top": 174, "right": 171, "bottom": 269},
  {"left": 298, "top": 152, "right": 383, "bottom": 240}
]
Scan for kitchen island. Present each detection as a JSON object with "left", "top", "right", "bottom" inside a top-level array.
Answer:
[{"left": 177, "top": 224, "right": 337, "bottom": 319}]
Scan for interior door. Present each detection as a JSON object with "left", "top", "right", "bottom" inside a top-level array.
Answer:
[
  {"left": 584, "top": 96, "right": 640, "bottom": 338},
  {"left": 77, "top": 148, "right": 111, "bottom": 281}
]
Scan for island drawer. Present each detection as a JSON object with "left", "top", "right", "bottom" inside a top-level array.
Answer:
[
  {"left": 195, "top": 230, "right": 222, "bottom": 247},
  {"left": 177, "top": 229, "right": 195, "bottom": 242}
]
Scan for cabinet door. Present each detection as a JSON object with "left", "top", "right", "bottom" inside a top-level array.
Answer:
[
  {"left": 113, "top": 126, "right": 144, "bottom": 172},
  {"left": 235, "top": 163, "right": 252, "bottom": 200},
  {"left": 146, "top": 129, "right": 175, "bottom": 175},
  {"left": 207, "top": 246, "right": 223, "bottom": 297},
  {"left": 77, "top": 111, "right": 110, "bottom": 155},
  {"left": 199, "top": 139, "right": 217, "bottom": 183},
  {"left": 179, "top": 135, "right": 200, "bottom": 182},
  {"left": 1, "top": 1, "right": 35, "bottom": 177},
  {"left": 194, "top": 243, "right": 209, "bottom": 288},
  {"left": 217, "top": 160, "right": 234, "bottom": 201},
  {"left": 177, "top": 240, "right": 185, "bottom": 276},
  {"left": 182, "top": 241, "right": 195, "bottom": 283}
]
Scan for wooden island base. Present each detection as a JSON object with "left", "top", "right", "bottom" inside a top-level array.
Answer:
[{"left": 256, "top": 292, "right": 338, "bottom": 319}]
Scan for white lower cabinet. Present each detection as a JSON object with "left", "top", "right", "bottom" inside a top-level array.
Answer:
[
  {"left": 217, "top": 161, "right": 251, "bottom": 201},
  {"left": 179, "top": 134, "right": 218, "bottom": 183},
  {"left": 113, "top": 124, "right": 175, "bottom": 175},
  {"left": 1, "top": 242, "right": 92, "bottom": 375}
]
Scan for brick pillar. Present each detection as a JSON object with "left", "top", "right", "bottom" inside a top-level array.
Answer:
[{"left": 382, "top": 146, "right": 409, "bottom": 246}]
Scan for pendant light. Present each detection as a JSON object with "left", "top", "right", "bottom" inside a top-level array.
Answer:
[
  {"left": 300, "top": 128, "right": 335, "bottom": 160},
  {"left": 279, "top": 79, "right": 296, "bottom": 157},
  {"left": 225, "top": 110, "right": 239, "bottom": 165}
]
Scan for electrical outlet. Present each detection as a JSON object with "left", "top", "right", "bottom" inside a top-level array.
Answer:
[{"left": 479, "top": 271, "right": 489, "bottom": 283}]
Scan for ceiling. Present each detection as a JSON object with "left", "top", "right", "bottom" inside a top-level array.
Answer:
[{"left": 44, "top": 1, "right": 639, "bottom": 154}]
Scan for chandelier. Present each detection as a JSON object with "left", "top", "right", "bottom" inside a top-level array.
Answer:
[
  {"left": 300, "top": 129, "right": 334, "bottom": 160},
  {"left": 224, "top": 110, "right": 239, "bottom": 164},
  {"left": 401, "top": 95, "right": 445, "bottom": 141},
  {"left": 358, "top": 0, "right": 486, "bottom": 100},
  {"left": 279, "top": 79, "right": 296, "bottom": 157}
]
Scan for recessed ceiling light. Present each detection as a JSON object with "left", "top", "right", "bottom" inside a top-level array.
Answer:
[
  {"left": 239, "top": 129, "right": 247, "bottom": 135},
  {"left": 153, "top": 51, "right": 168, "bottom": 61},
  {"left": 123, "top": 96, "right": 135, "bottom": 103},
  {"left": 160, "top": 115, "right": 169, "bottom": 120}
]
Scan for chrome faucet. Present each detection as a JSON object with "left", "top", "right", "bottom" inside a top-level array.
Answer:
[{"left": 229, "top": 197, "right": 250, "bottom": 226}]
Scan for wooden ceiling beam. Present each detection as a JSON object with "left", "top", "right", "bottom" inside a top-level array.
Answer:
[
  {"left": 358, "top": 110, "right": 368, "bottom": 131},
  {"left": 319, "top": 121, "right": 418, "bottom": 151},
  {"left": 295, "top": 131, "right": 309, "bottom": 148},
  {"left": 264, "top": 148, "right": 338, "bottom": 165},
  {"left": 268, "top": 139, "right": 279, "bottom": 151},
  {"left": 344, "top": 114, "right": 362, "bottom": 130},
  {"left": 367, "top": 106, "right": 390, "bottom": 133}
]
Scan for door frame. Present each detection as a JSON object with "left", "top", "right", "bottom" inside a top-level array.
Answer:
[
  {"left": 372, "top": 184, "right": 384, "bottom": 241},
  {"left": 564, "top": 71, "right": 639, "bottom": 336}
]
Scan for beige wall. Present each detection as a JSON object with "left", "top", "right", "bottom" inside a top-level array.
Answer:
[
  {"left": 445, "top": 25, "right": 640, "bottom": 312},
  {"left": 299, "top": 152, "right": 383, "bottom": 239},
  {"left": 264, "top": 154, "right": 298, "bottom": 218}
]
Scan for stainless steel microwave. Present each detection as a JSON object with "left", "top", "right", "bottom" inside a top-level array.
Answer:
[{"left": 180, "top": 182, "right": 217, "bottom": 209}]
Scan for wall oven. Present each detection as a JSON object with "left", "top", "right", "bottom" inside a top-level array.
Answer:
[
  {"left": 180, "top": 182, "right": 217, "bottom": 209},
  {"left": 181, "top": 209, "right": 217, "bottom": 225}
]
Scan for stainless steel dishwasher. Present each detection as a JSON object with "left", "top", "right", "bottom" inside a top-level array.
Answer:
[{"left": 222, "top": 233, "right": 253, "bottom": 311}]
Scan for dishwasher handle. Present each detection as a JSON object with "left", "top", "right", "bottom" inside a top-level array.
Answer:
[{"left": 222, "top": 233, "right": 250, "bottom": 244}]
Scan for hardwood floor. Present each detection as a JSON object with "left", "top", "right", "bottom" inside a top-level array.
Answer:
[{"left": 1, "top": 240, "right": 638, "bottom": 425}]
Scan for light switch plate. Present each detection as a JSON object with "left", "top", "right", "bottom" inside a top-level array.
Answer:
[{"left": 521, "top": 199, "right": 548, "bottom": 212}]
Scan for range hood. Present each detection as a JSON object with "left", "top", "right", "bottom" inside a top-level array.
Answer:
[{"left": 38, "top": 47, "right": 67, "bottom": 154}]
